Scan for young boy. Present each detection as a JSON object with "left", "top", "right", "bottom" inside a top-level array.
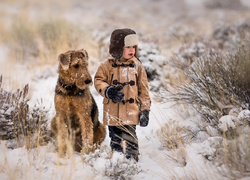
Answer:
[{"left": 94, "top": 28, "right": 151, "bottom": 161}]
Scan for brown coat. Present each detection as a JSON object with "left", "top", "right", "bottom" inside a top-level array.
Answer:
[{"left": 94, "top": 56, "right": 151, "bottom": 126}]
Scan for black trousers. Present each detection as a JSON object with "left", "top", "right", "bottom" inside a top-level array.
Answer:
[{"left": 108, "top": 125, "right": 138, "bottom": 156}]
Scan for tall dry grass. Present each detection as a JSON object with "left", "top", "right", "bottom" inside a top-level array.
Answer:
[{"left": 3, "top": 17, "right": 88, "bottom": 65}]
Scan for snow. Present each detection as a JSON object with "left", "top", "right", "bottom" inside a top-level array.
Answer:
[{"left": 218, "top": 115, "right": 236, "bottom": 132}]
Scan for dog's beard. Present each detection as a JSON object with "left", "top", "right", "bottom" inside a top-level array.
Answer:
[{"left": 76, "top": 80, "right": 92, "bottom": 90}]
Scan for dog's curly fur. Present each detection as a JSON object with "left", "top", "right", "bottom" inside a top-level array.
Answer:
[{"left": 51, "top": 49, "right": 106, "bottom": 156}]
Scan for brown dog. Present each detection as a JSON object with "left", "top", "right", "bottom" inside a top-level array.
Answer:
[{"left": 51, "top": 49, "right": 106, "bottom": 157}]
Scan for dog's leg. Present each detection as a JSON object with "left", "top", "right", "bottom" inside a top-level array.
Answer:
[
  {"left": 93, "top": 123, "right": 106, "bottom": 145},
  {"left": 56, "top": 116, "right": 68, "bottom": 157},
  {"left": 78, "top": 113, "right": 94, "bottom": 154}
]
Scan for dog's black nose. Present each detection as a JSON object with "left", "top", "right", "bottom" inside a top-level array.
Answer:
[{"left": 85, "top": 79, "right": 92, "bottom": 84}]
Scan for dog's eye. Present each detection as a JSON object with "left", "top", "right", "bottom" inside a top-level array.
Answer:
[{"left": 74, "top": 64, "right": 79, "bottom": 69}]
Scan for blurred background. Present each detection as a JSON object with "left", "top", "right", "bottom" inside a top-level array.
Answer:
[{"left": 0, "top": 0, "right": 249, "bottom": 89}]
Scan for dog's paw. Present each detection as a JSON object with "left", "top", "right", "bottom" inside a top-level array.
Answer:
[
  {"left": 52, "top": 155, "right": 68, "bottom": 166},
  {"left": 80, "top": 144, "right": 98, "bottom": 154}
]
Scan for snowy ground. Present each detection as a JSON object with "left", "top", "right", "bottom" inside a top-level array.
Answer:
[
  {"left": 0, "top": 66, "right": 224, "bottom": 179},
  {"left": 0, "top": 0, "right": 250, "bottom": 179}
]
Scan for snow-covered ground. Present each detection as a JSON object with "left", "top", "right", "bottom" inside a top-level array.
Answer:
[{"left": 0, "top": 0, "right": 250, "bottom": 179}]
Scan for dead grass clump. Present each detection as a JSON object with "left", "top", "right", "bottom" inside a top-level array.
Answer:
[
  {"left": 0, "top": 75, "right": 49, "bottom": 149},
  {"left": 157, "top": 120, "right": 189, "bottom": 150}
]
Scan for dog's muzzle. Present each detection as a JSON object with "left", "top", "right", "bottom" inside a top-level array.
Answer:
[{"left": 85, "top": 79, "right": 92, "bottom": 84}]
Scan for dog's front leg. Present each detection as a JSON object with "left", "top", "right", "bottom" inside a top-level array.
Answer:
[
  {"left": 56, "top": 116, "right": 68, "bottom": 157},
  {"left": 78, "top": 113, "right": 94, "bottom": 154}
]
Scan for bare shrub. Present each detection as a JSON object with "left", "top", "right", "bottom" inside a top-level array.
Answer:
[
  {"left": 212, "top": 21, "right": 250, "bottom": 51},
  {"left": 170, "top": 41, "right": 208, "bottom": 70},
  {"left": 167, "top": 24, "right": 194, "bottom": 44},
  {"left": 0, "top": 75, "right": 49, "bottom": 149},
  {"left": 82, "top": 146, "right": 143, "bottom": 180},
  {"left": 166, "top": 44, "right": 250, "bottom": 127}
]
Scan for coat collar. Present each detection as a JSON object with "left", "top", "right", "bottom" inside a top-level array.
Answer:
[{"left": 108, "top": 56, "right": 137, "bottom": 67}]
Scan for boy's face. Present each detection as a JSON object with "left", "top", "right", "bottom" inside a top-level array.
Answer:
[{"left": 122, "top": 46, "right": 135, "bottom": 59}]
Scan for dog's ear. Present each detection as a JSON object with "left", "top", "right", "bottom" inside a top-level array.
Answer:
[
  {"left": 58, "top": 53, "right": 70, "bottom": 70},
  {"left": 79, "top": 49, "right": 89, "bottom": 60}
]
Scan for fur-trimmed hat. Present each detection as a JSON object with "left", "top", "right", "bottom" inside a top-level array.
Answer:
[{"left": 109, "top": 28, "right": 139, "bottom": 60}]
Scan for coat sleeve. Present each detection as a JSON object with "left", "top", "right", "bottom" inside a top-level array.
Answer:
[
  {"left": 94, "top": 62, "right": 109, "bottom": 97},
  {"left": 137, "top": 64, "right": 151, "bottom": 111}
]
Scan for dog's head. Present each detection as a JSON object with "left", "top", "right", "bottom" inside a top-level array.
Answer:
[{"left": 58, "top": 49, "right": 92, "bottom": 90}]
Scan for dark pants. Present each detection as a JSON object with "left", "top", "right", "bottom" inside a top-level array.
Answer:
[{"left": 108, "top": 125, "right": 139, "bottom": 158}]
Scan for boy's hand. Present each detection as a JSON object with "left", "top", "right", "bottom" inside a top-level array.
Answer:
[
  {"left": 139, "top": 109, "right": 149, "bottom": 127},
  {"left": 105, "top": 85, "right": 124, "bottom": 103}
]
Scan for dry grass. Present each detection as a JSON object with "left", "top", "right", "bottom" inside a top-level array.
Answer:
[
  {"left": 0, "top": 76, "right": 50, "bottom": 149},
  {"left": 3, "top": 17, "right": 90, "bottom": 65}
]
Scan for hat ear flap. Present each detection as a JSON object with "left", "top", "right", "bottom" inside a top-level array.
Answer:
[
  {"left": 134, "top": 45, "right": 139, "bottom": 58},
  {"left": 59, "top": 53, "right": 70, "bottom": 70}
]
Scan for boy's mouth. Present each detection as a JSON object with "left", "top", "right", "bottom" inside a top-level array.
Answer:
[{"left": 129, "top": 53, "right": 134, "bottom": 56}]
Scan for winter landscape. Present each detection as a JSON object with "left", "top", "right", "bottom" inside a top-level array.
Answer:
[{"left": 0, "top": 0, "right": 250, "bottom": 179}]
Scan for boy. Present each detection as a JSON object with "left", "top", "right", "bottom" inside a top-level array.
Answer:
[{"left": 94, "top": 28, "right": 151, "bottom": 161}]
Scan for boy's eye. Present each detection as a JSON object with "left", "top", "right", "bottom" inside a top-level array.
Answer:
[{"left": 74, "top": 64, "right": 79, "bottom": 69}]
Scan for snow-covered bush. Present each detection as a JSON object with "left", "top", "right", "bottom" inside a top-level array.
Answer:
[
  {"left": 167, "top": 23, "right": 194, "bottom": 43},
  {"left": 166, "top": 44, "right": 250, "bottom": 127},
  {"left": 82, "top": 146, "right": 142, "bottom": 179},
  {"left": 0, "top": 76, "right": 49, "bottom": 149},
  {"left": 171, "top": 41, "right": 207, "bottom": 70},
  {"left": 139, "top": 42, "right": 166, "bottom": 82},
  {"left": 138, "top": 42, "right": 172, "bottom": 96},
  {"left": 218, "top": 115, "right": 237, "bottom": 132},
  {"left": 92, "top": 29, "right": 110, "bottom": 60},
  {"left": 238, "top": 109, "right": 250, "bottom": 125},
  {"left": 212, "top": 21, "right": 250, "bottom": 51},
  {"left": 218, "top": 108, "right": 250, "bottom": 137},
  {"left": 200, "top": 111, "right": 250, "bottom": 179}
]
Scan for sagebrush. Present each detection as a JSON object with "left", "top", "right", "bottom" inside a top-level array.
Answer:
[
  {"left": 166, "top": 44, "right": 250, "bottom": 127},
  {"left": 0, "top": 75, "right": 49, "bottom": 149}
]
